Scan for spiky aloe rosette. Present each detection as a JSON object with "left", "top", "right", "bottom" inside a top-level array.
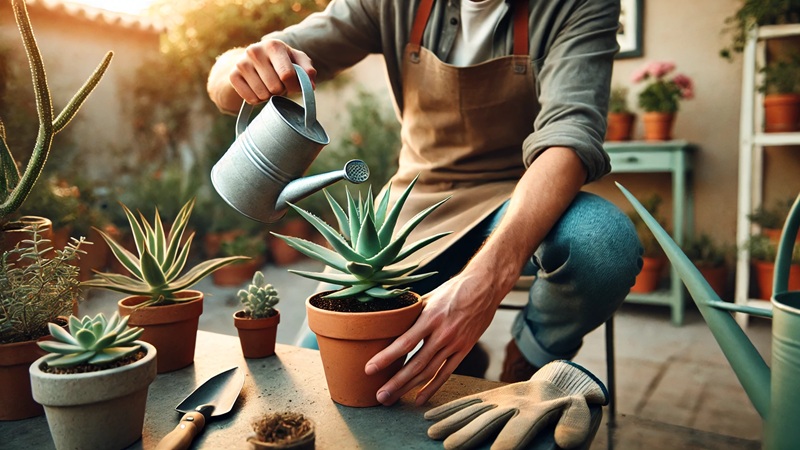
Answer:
[
  {"left": 273, "top": 176, "right": 450, "bottom": 302},
  {"left": 38, "top": 313, "right": 143, "bottom": 367},
  {"left": 83, "top": 198, "right": 248, "bottom": 307}
]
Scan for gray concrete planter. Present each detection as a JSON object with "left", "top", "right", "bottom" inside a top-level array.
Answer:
[{"left": 29, "top": 341, "right": 157, "bottom": 450}]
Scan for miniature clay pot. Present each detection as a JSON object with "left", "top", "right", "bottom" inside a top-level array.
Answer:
[
  {"left": 118, "top": 291, "right": 203, "bottom": 373},
  {"left": 306, "top": 292, "right": 423, "bottom": 407},
  {"left": 606, "top": 112, "right": 636, "bottom": 141},
  {"left": 753, "top": 260, "right": 800, "bottom": 300},
  {"left": 30, "top": 341, "right": 157, "bottom": 450},
  {"left": 631, "top": 256, "right": 666, "bottom": 293},
  {"left": 642, "top": 112, "right": 675, "bottom": 141},
  {"left": 213, "top": 257, "right": 265, "bottom": 287},
  {"left": 0, "top": 338, "right": 48, "bottom": 420},
  {"left": 764, "top": 93, "right": 800, "bottom": 133},
  {"left": 234, "top": 310, "right": 280, "bottom": 358}
]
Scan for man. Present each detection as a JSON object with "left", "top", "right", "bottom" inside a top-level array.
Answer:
[{"left": 207, "top": 0, "right": 641, "bottom": 407}]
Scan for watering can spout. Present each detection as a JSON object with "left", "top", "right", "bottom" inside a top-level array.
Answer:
[
  {"left": 617, "top": 183, "right": 772, "bottom": 420},
  {"left": 275, "top": 159, "right": 370, "bottom": 213}
]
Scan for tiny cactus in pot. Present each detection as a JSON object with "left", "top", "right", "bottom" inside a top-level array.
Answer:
[{"left": 234, "top": 271, "right": 281, "bottom": 358}]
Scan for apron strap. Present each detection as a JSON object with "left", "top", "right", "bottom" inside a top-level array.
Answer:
[{"left": 409, "top": 0, "right": 435, "bottom": 63}]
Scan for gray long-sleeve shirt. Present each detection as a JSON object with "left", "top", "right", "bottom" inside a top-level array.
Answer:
[{"left": 266, "top": 0, "right": 619, "bottom": 182}]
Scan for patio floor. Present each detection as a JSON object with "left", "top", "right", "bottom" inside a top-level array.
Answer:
[{"left": 80, "top": 259, "right": 771, "bottom": 449}]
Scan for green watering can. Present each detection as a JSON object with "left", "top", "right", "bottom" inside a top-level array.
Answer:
[{"left": 619, "top": 183, "right": 800, "bottom": 450}]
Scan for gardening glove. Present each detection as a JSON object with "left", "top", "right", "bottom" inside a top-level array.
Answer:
[{"left": 425, "top": 360, "right": 608, "bottom": 450}]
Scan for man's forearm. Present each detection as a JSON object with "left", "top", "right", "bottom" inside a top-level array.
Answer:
[
  {"left": 465, "top": 146, "right": 588, "bottom": 303},
  {"left": 207, "top": 48, "right": 246, "bottom": 115}
]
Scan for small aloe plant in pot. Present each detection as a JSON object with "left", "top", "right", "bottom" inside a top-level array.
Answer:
[
  {"left": 234, "top": 271, "right": 281, "bottom": 358},
  {"left": 273, "top": 176, "right": 450, "bottom": 407},
  {"left": 29, "top": 312, "right": 157, "bottom": 450},
  {"left": 82, "top": 198, "right": 248, "bottom": 372}
]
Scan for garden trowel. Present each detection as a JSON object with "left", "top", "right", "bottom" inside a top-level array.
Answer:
[{"left": 154, "top": 366, "right": 245, "bottom": 450}]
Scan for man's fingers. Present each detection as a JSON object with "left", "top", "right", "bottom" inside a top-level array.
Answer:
[
  {"left": 415, "top": 355, "right": 464, "bottom": 406},
  {"left": 365, "top": 321, "right": 427, "bottom": 375},
  {"left": 289, "top": 49, "right": 317, "bottom": 89},
  {"left": 229, "top": 70, "right": 262, "bottom": 105},
  {"left": 377, "top": 345, "right": 454, "bottom": 406}
]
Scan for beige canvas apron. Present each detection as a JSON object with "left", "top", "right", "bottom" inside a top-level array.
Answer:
[{"left": 384, "top": 0, "right": 539, "bottom": 262}]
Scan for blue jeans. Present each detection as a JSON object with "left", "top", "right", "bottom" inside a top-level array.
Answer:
[{"left": 295, "top": 192, "right": 642, "bottom": 367}]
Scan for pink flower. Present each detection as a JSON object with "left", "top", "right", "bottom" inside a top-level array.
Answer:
[
  {"left": 631, "top": 67, "right": 648, "bottom": 83},
  {"left": 672, "top": 73, "right": 693, "bottom": 89},
  {"left": 647, "top": 61, "right": 675, "bottom": 79}
]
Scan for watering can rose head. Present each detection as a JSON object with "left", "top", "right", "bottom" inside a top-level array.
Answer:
[
  {"left": 37, "top": 312, "right": 143, "bottom": 368},
  {"left": 82, "top": 198, "right": 248, "bottom": 307},
  {"left": 273, "top": 175, "right": 451, "bottom": 302}
]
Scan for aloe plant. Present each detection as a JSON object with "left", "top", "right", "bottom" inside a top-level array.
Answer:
[
  {"left": 238, "top": 271, "right": 279, "bottom": 319},
  {"left": 0, "top": 0, "right": 112, "bottom": 226},
  {"left": 273, "top": 176, "right": 450, "bottom": 302},
  {"left": 82, "top": 198, "right": 248, "bottom": 307},
  {"left": 38, "top": 312, "right": 143, "bottom": 368}
]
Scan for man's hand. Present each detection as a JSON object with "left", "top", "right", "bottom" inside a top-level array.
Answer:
[
  {"left": 208, "top": 39, "right": 315, "bottom": 113},
  {"left": 365, "top": 265, "right": 507, "bottom": 406}
]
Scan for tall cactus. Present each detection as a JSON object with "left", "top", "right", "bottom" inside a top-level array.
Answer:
[{"left": 0, "top": 0, "right": 113, "bottom": 225}]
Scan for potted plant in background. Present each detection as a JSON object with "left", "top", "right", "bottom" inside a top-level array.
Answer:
[
  {"left": 720, "top": 0, "right": 800, "bottom": 60},
  {"left": 82, "top": 198, "right": 247, "bottom": 373},
  {"left": 627, "top": 194, "right": 668, "bottom": 293},
  {"left": 274, "top": 177, "right": 449, "bottom": 407},
  {"left": 30, "top": 312, "right": 157, "bottom": 450},
  {"left": 20, "top": 175, "right": 81, "bottom": 250},
  {"left": 606, "top": 85, "right": 636, "bottom": 141},
  {"left": 758, "top": 56, "right": 800, "bottom": 132},
  {"left": 748, "top": 197, "right": 797, "bottom": 243},
  {"left": 631, "top": 61, "right": 694, "bottom": 141},
  {"left": 682, "top": 233, "right": 733, "bottom": 299},
  {"left": 234, "top": 271, "right": 281, "bottom": 358},
  {"left": 213, "top": 233, "right": 268, "bottom": 287},
  {"left": 747, "top": 233, "right": 800, "bottom": 300},
  {"left": 0, "top": 227, "right": 87, "bottom": 420}
]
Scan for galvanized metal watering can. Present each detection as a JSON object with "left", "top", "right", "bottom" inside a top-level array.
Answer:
[
  {"left": 211, "top": 64, "right": 369, "bottom": 223},
  {"left": 619, "top": 183, "right": 800, "bottom": 450}
]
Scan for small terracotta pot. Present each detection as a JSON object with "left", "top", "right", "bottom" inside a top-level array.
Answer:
[
  {"left": 764, "top": 93, "right": 800, "bottom": 133},
  {"left": 306, "top": 292, "right": 423, "bottom": 407},
  {"left": 0, "top": 338, "right": 48, "bottom": 420},
  {"left": 642, "top": 112, "right": 675, "bottom": 141},
  {"left": 269, "top": 219, "right": 311, "bottom": 265},
  {"left": 203, "top": 229, "right": 245, "bottom": 258},
  {"left": 762, "top": 227, "right": 800, "bottom": 245},
  {"left": 606, "top": 112, "right": 636, "bottom": 141},
  {"left": 697, "top": 265, "right": 728, "bottom": 300},
  {"left": 753, "top": 260, "right": 800, "bottom": 300},
  {"left": 118, "top": 292, "right": 203, "bottom": 373},
  {"left": 1, "top": 216, "right": 54, "bottom": 265},
  {"left": 631, "top": 256, "right": 666, "bottom": 293},
  {"left": 234, "top": 310, "right": 280, "bottom": 358},
  {"left": 30, "top": 341, "right": 157, "bottom": 450},
  {"left": 51, "top": 226, "right": 72, "bottom": 251},
  {"left": 213, "top": 257, "right": 264, "bottom": 287}
]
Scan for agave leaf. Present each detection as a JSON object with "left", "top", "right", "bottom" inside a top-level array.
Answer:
[
  {"left": 346, "top": 188, "right": 360, "bottom": 246},
  {"left": 89, "top": 346, "right": 138, "bottom": 365},
  {"left": 346, "top": 261, "right": 375, "bottom": 279},
  {"left": 140, "top": 246, "right": 167, "bottom": 288},
  {"left": 374, "top": 183, "right": 392, "bottom": 234},
  {"left": 38, "top": 341, "right": 84, "bottom": 354},
  {"left": 377, "top": 175, "right": 419, "bottom": 245},
  {"left": 81, "top": 273, "right": 152, "bottom": 295},
  {"left": 380, "top": 271, "right": 437, "bottom": 286},
  {"left": 324, "top": 189, "right": 350, "bottom": 242},
  {"left": 355, "top": 202, "right": 381, "bottom": 258},
  {"left": 365, "top": 286, "right": 409, "bottom": 298},
  {"left": 165, "top": 256, "right": 248, "bottom": 292},
  {"left": 139, "top": 212, "right": 159, "bottom": 262},
  {"left": 94, "top": 227, "right": 143, "bottom": 280},
  {"left": 370, "top": 263, "right": 419, "bottom": 280},
  {"left": 323, "top": 283, "right": 374, "bottom": 299},
  {"left": 153, "top": 208, "right": 166, "bottom": 262},
  {"left": 287, "top": 269, "right": 363, "bottom": 286},
  {"left": 163, "top": 200, "right": 193, "bottom": 271},
  {"left": 121, "top": 203, "right": 147, "bottom": 257},
  {"left": 270, "top": 234, "right": 348, "bottom": 272},
  {"left": 392, "top": 232, "right": 451, "bottom": 264},
  {"left": 287, "top": 203, "right": 366, "bottom": 264},
  {"left": 164, "top": 234, "right": 193, "bottom": 280},
  {"left": 367, "top": 197, "right": 449, "bottom": 268},
  {"left": 48, "top": 352, "right": 94, "bottom": 367}
]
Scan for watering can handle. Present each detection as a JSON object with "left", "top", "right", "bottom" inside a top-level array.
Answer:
[
  {"left": 774, "top": 194, "right": 800, "bottom": 296},
  {"left": 235, "top": 64, "right": 317, "bottom": 137}
]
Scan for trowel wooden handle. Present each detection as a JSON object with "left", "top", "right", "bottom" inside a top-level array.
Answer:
[{"left": 154, "top": 411, "right": 206, "bottom": 450}]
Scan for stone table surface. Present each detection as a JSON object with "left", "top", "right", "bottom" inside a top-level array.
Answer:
[{"left": 3, "top": 330, "right": 571, "bottom": 450}]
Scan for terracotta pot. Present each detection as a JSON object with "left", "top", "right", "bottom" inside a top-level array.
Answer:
[
  {"left": 233, "top": 310, "right": 280, "bottom": 358},
  {"left": 631, "top": 256, "right": 666, "bottom": 293},
  {"left": 764, "top": 93, "right": 800, "bottom": 133},
  {"left": 30, "top": 341, "right": 157, "bottom": 450},
  {"left": 697, "top": 264, "right": 728, "bottom": 300},
  {"left": 605, "top": 112, "right": 636, "bottom": 141},
  {"left": 0, "top": 338, "right": 48, "bottom": 420},
  {"left": 762, "top": 227, "right": 800, "bottom": 245},
  {"left": 203, "top": 229, "right": 245, "bottom": 258},
  {"left": 213, "top": 257, "right": 264, "bottom": 287},
  {"left": 118, "top": 292, "right": 203, "bottom": 373},
  {"left": 306, "top": 292, "right": 423, "bottom": 407},
  {"left": 269, "top": 219, "right": 311, "bottom": 265},
  {"left": 51, "top": 226, "right": 72, "bottom": 251},
  {"left": 753, "top": 260, "right": 800, "bottom": 300},
  {"left": 1, "top": 216, "right": 54, "bottom": 265},
  {"left": 642, "top": 112, "right": 675, "bottom": 141}
]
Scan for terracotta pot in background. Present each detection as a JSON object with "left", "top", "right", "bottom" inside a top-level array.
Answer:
[
  {"left": 51, "top": 226, "right": 72, "bottom": 251},
  {"left": 269, "top": 219, "right": 311, "bottom": 266},
  {"left": 1, "top": 216, "right": 54, "bottom": 264},
  {"left": 213, "top": 257, "right": 265, "bottom": 287},
  {"left": 78, "top": 226, "right": 114, "bottom": 281},
  {"left": 606, "top": 112, "right": 636, "bottom": 141},
  {"left": 118, "top": 291, "right": 203, "bottom": 373},
  {"left": 764, "top": 93, "right": 800, "bottom": 133},
  {"left": 233, "top": 310, "right": 280, "bottom": 358},
  {"left": 762, "top": 227, "right": 800, "bottom": 245},
  {"left": 306, "top": 292, "right": 423, "bottom": 407},
  {"left": 697, "top": 265, "right": 728, "bottom": 300},
  {"left": 753, "top": 260, "right": 800, "bottom": 300},
  {"left": 642, "top": 112, "right": 675, "bottom": 141},
  {"left": 631, "top": 256, "right": 666, "bottom": 293},
  {"left": 203, "top": 229, "right": 245, "bottom": 259},
  {"left": 0, "top": 339, "right": 48, "bottom": 421}
]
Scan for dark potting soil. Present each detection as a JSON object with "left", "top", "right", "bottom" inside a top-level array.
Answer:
[
  {"left": 310, "top": 291, "right": 417, "bottom": 313},
  {"left": 252, "top": 411, "right": 313, "bottom": 444},
  {"left": 40, "top": 349, "right": 146, "bottom": 374}
]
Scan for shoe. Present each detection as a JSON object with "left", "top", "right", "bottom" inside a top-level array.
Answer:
[
  {"left": 453, "top": 342, "right": 489, "bottom": 379},
  {"left": 499, "top": 339, "right": 539, "bottom": 383}
]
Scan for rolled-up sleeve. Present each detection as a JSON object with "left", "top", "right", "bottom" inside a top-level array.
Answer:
[{"left": 523, "top": 0, "right": 620, "bottom": 182}]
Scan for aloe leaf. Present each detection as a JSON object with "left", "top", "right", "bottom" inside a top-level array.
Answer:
[
  {"left": 48, "top": 352, "right": 94, "bottom": 367},
  {"left": 286, "top": 203, "right": 366, "bottom": 264},
  {"left": 271, "top": 233, "right": 348, "bottom": 272},
  {"left": 355, "top": 201, "right": 381, "bottom": 258},
  {"left": 380, "top": 271, "right": 437, "bottom": 286},
  {"left": 287, "top": 269, "right": 362, "bottom": 286},
  {"left": 166, "top": 256, "right": 248, "bottom": 292},
  {"left": 370, "top": 263, "right": 419, "bottom": 280},
  {"left": 365, "top": 286, "right": 408, "bottom": 298},
  {"left": 164, "top": 234, "right": 193, "bottom": 280},
  {"left": 94, "top": 227, "right": 143, "bottom": 280},
  {"left": 121, "top": 203, "right": 147, "bottom": 257},
  {"left": 392, "top": 232, "right": 451, "bottom": 264},
  {"left": 140, "top": 246, "right": 167, "bottom": 288},
  {"left": 139, "top": 211, "right": 158, "bottom": 260},
  {"left": 38, "top": 341, "right": 83, "bottom": 354},
  {"left": 378, "top": 175, "right": 419, "bottom": 245},
  {"left": 346, "top": 188, "right": 360, "bottom": 246},
  {"left": 374, "top": 183, "right": 392, "bottom": 233},
  {"left": 153, "top": 208, "right": 166, "bottom": 263},
  {"left": 83, "top": 272, "right": 149, "bottom": 290},
  {"left": 367, "top": 197, "right": 449, "bottom": 268},
  {"left": 163, "top": 199, "right": 193, "bottom": 268},
  {"left": 346, "top": 261, "right": 375, "bottom": 279},
  {"left": 323, "top": 283, "right": 374, "bottom": 299},
  {"left": 324, "top": 189, "right": 350, "bottom": 242}
]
